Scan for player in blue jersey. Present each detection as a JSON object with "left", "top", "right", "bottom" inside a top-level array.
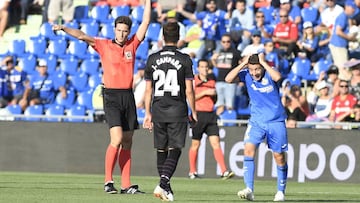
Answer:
[{"left": 225, "top": 53, "right": 288, "bottom": 202}]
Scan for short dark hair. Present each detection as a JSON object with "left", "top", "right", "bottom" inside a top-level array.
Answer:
[
  {"left": 248, "top": 54, "right": 260, "bottom": 65},
  {"left": 197, "top": 58, "right": 209, "bottom": 66},
  {"left": 114, "top": 16, "right": 132, "bottom": 30},
  {"left": 163, "top": 22, "right": 179, "bottom": 44}
]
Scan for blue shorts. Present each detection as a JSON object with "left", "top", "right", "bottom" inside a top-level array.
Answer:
[{"left": 244, "top": 120, "right": 288, "bottom": 153}]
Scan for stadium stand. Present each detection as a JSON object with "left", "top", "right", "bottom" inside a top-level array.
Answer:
[
  {"left": 44, "top": 104, "right": 65, "bottom": 122},
  {"left": 23, "top": 105, "right": 44, "bottom": 122}
]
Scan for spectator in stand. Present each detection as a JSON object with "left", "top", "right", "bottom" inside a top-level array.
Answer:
[
  {"left": 353, "top": 0, "right": 360, "bottom": 25},
  {"left": 229, "top": 0, "right": 254, "bottom": 52},
  {"left": 281, "top": 84, "right": 309, "bottom": 121},
  {"left": 180, "top": 19, "right": 203, "bottom": 58},
  {"left": 286, "top": 115, "right": 297, "bottom": 128},
  {"left": 176, "top": 0, "right": 233, "bottom": 59},
  {"left": 19, "top": 60, "right": 67, "bottom": 111},
  {"left": 0, "top": 0, "right": 10, "bottom": 40},
  {"left": 241, "top": 30, "right": 264, "bottom": 57},
  {"left": 344, "top": 59, "right": 360, "bottom": 105},
  {"left": 272, "top": 8, "right": 298, "bottom": 59},
  {"left": 348, "top": 103, "right": 360, "bottom": 123},
  {"left": 250, "top": 10, "right": 273, "bottom": 40},
  {"left": 106, "top": 0, "right": 143, "bottom": 7},
  {"left": 0, "top": 56, "right": 27, "bottom": 107},
  {"left": 274, "top": 0, "right": 301, "bottom": 27},
  {"left": 328, "top": 80, "right": 358, "bottom": 128},
  {"left": 156, "top": 0, "right": 186, "bottom": 24},
  {"left": 133, "top": 61, "right": 146, "bottom": 109},
  {"left": 329, "top": 0, "right": 359, "bottom": 81},
  {"left": 296, "top": 21, "right": 319, "bottom": 63},
  {"left": 155, "top": 10, "right": 186, "bottom": 52},
  {"left": 210, "top": 33, "right": 242, "bottom": 115},
  {"left": 264, "top": 39, "right": 280, "bottom": 71},
  {"left": 306, "top": 80, "right": 333, "bottom": 123},
  {"left": 47, "top": 0, "right": 74, "bottom": 24}
]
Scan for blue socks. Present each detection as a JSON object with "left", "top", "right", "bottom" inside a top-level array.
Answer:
[
  {"left": 243, "top": 156, "right": 255, "bottom": 191},
  {"left": 277, "top": 163, "right": 288, "bottom": 193}
]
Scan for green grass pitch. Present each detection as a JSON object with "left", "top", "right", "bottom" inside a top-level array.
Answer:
[{"left": 0, "top": 172, "right": 359, "bottom": 203}]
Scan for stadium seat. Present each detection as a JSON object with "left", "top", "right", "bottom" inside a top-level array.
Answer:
[
  {"left": 89, "top": 5, "right": 111, "bottom": 24},
  {"left": 59, "top": 57, "right": 79, "bottom": 76},
  {"left": 23, "top": 105, "right": 44, "bottom": 122},
  {"left": 145, "top": 22, "right": 161, "bottom": 42},
  {"left": 301, "top": 6, "right": 319, "bottom": 26},
  {"left": 88, "top": 73, "right": 102, "bottom": 90},
  {"left": 27, "top": 37, "right": 47, "bottom": 57},
  {"left": 218, "top": 110, "right": 237, "bottom": 126},
  {"left": 135, "top": 41, "right": 149, "bottom": 60},
  {"left": 8, "top": 39, "right": 26, "bottom": 57},
  {"left": 5, "top": 104, "right": 22, "bottom": 120},
  {"left": 51, "top": 70, "right": 67, "bottom": 90},
  {"left": 57, "top": 21, "right": 80, "bottom": 41},
  {"left": 286, "top": 74, "right": 302, "bottom": 86},
  {"left": 55, "top": 89, "right": 76, "bottom": 109},
  {"left": 111, "top": 5, "right": 131, "bottom": 18},
  {"left": 129, "top": 22, "right": 139, "bottom": 38},
  {"left": 290, "top": 57, "right": 311, "bottom": 79},
  {"left": 131, "top": 5, "right": 144, "bottom": 23},
  {"left": 306, "top": 59, "right": 331, "bottom": 81},
  {"left": 47, "top": 38, "right": 68, "bottom": 58},
  {"left": 76, "top": 90, "right": 94, "bottom": 110},
  {"left": 44, "top": 104, "right": 65, "bottom": 122},
  {"left": 39, "top": 22, "right": 62, "bottom": 40},
  {"left": 64, "top": 104, "right": 87, "bottom": 122},
  {"left": 67, "top": 40, "right": 88, "bottom": 59},
  {"left": 99, "top": 23, "right": 115, "bottom": 39},
  {"left": 80, "top": 58, "right": 100, "bottom": 75},
  {"left": 73, "top": 5, "right": 89, "bottom": 22},
  {"left": 18, "top": 54, "right": 37, "bottom": 75},
  {"left": 80, "top": 21, "right": 100, "bottom": 37},
  {"left": 69, "top": 72, "right": 89, "bottom": 92},
  {"left": 86, "top": 45, "right": 100, "bottom": 59}
]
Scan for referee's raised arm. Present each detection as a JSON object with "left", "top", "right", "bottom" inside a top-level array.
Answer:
[{"left": 52, "top": 24, "right": 95, "bottom": 47}]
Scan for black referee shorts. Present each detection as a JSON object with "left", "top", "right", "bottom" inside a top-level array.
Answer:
[
  {"left": 103, "top": 88, "right": 139, "bottom": 131},
  {"left": 191, "top": 111, "right": 219, "bottom": 140}
]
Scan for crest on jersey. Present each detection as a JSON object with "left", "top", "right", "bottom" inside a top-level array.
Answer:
[
  {"left": 261, "top": 77, "right": 269, "bottom": 86},
  {"left": 125, "top": 51, "right": 133, "bottom": 60}
]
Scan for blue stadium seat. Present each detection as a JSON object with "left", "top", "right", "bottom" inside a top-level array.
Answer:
[
  {"left": 89, "top": 5, "right": 111, "bottom": 24},
  {"left": 237, "top": 106, "right": 250, "bottom": 117},
  {"left": 80, "top": 21, "right": 100, "bottom": 37},
  {"left": 55, "top": 89, "right": 76, "bottom": 108},
  {"left": 86, "top": 45, "right": 100, "bottom": 59},
  {"left": 111, "top": 5, "right": 130, "bottom": 18},
  {"left": 59, "top": 57, "right": 78, "bottom": 76},
  {"left": 8, "top": 39, "right": 26, "bottom": 57},
  {"left": 80, "top": 58, "right": 100, "bottom": 75},
  {"left": 136, "top": 41, "right": 149, "bottom": 60},
  {"left": 23, "top": 105, "right": 44, "bottom": 122},
  {"left": 5, "top": 104, "right": 22, "bottom": 120},
  {"left": 44, "top": 104, "right": 65, "bottom": 122},
  {"left": 301, "top": 6, "right": 319, "bottom": 26},
  {"left": 76, "top": 90, "right": 94, "bottom": 110},
  {"left": 65, "top": 104, "right": 87, "bottom": 122},
  {"left": 88, "top": 73, "right": 102, "bottom": 90},
  {"left": 145, "top": 22, "right": 161, "bottom": 42},
  {"left": 47, "top": 38, "right": 68, "bottom": 58},
  {"left": 51, "top": 70, "right": 67, "bottom": 89},
  {"left": 73, "top": 5, "right": 89, "bottom": 22},
  {"left": 58, "top": 21, "right": 80, "bottom": 41},
  {"left": 99, "top": 23, "right": 115, "bottom": 39},
  {"left": 129, "top": 22, "right": 139, "bottom": 38},
  {"left": 306, "top": 59, "right": 331, "bottom": 81},
  {"left": 69, "top": 72, "right": 89, "bottom": 92},
  {"left": 218, "top": 110, "right": 237, "bottom": 126},
  {"left": 27, "top": 37, "right": 47, "bottom": 57},
  {"left": 67, "top": 40, "right": 88, "bottom": 59},
  {"left": 290, "top": 57, "right": 311, "bottom": 79},
  {"left": 18, "top": 54, "right": 37, "bottom": 75},
  {"left": 131, "top": 5, "right": 144, "bottom": 23},
  {"left": 39, "top": 22, "right": 62, "bottom": 40},
  {"left": 286, "top": 74, "right": 302, "bottom": 86}
]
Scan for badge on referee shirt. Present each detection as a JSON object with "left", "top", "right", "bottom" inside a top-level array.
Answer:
[{"left": 125, "top": 51, "right": 133, "bottom": 60}]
